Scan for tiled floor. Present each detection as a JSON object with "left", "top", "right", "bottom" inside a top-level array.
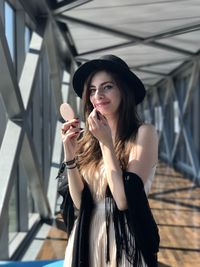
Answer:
[
  {"left": 36, "top": 162, "right": 200, "bottom": 267},
  {"left": 149, "top": 162, "right": 200, "bottom": 267}
]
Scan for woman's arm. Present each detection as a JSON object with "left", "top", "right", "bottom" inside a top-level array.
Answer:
[
  {"left": 127, "top": 124, "right": 158, "bottom": 185},
  {"left": 66, "top": 167, "right": 84, "bottom": 210},
  {"left": 61, "top": 119, "right": 84, "bottom": 209},
  {"left": 99, "top": 124, "right": 158, "bottom": 210},
  {"left": 88, "top": 109, "right": 158, "bottom": 210},
  {"left": 87, "top": 109, "right": 127, "bottom": 210},
  {"left": 100, "top": 142, "right": 127, "bottom": 210}
]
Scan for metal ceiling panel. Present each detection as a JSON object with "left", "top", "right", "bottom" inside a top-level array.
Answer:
[
  {"left": 63, "top": 0, "right": 200, "bottom": 37},
  {"left": 140, "top": 61, "right": 184, "bottom": 75},
  {"left": 78, "top": 44, "right": 188, "bottom": 67},
  {"left": 54, "top": 0, "right": 200, "bottom": 86},
  {"left": 132, "top": 70, "right": 163, "bottom": 86},
  {"left": 158, "top": 30, "right": 200, "bottom": 53},
  {"left": 65, "top": 20, "right": 130, "bottom": 54}
]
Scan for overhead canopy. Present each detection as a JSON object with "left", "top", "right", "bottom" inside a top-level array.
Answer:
[{"left": 52, "top": 0, "right": 200, "bottom": 88}]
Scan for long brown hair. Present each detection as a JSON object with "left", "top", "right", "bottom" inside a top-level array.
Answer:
[{"left": 77, "top": 69, "right": 142, "bottom": 174}]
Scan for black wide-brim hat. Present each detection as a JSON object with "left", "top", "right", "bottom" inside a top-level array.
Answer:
[{"left": 72, "top": 55, "right": 146, "bottom": 105}]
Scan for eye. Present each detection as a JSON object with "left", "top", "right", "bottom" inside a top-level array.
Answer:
[
  {"left": 89, "top": 88, "right": 96, "bottom": 96},
  {"left": 103, "top": 84, "right": 113, "bottom": 90}
]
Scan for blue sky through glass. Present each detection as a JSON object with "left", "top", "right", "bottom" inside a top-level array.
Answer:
[{"left": 5, "top": 1, "right": 15, "bottom": 61}]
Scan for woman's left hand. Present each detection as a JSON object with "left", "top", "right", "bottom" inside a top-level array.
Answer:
[{"left": 88, "top": 109, "right": 112, "bottom": 146}]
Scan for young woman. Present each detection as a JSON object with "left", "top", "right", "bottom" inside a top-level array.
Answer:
[{"left": 59, "top": 55, "right": 160, "bottom": 267}]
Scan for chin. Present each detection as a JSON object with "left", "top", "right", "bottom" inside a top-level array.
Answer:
[{"left": 99, "top": 110, "right": 108, "bottom": 116}]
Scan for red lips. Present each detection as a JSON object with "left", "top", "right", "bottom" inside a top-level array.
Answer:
[{"left": 94, "top": 101, "right": 110, "bottom": 108}]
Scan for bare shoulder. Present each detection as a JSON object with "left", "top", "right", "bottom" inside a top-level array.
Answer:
[
  {"left": 128, "top": 124, "right": 158, "bottom": 177},
  {"left": 136, "top": 123, "right": 158, "bottom": 143}
]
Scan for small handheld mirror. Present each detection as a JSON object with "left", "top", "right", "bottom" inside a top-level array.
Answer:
[{"left": 60, "top": 103, "right": 75, "bottom": 121}]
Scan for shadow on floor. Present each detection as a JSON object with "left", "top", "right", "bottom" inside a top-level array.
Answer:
[{"left": 158, "top": 262, "right": 171, "bottom": 267}]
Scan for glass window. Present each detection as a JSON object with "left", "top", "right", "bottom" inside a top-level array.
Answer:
[
  {"left": 4, "top": 1, "right": 15, "bottom": 63},
  {"left": 0, "top": 95, "right": 7, "bottom": 145},
  {"left": 25, "top": 26, "right": 31, "bottom": 53},
  {"left": 27, "top": 186, "right": 35, "bottom": 214},
  {"left": 8, "top": 179, "right": 18, "bottom": 242}
]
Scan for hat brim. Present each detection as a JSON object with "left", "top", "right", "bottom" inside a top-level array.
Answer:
[{"left": 72, "top": 59, "right": 146, "bottom": 105}]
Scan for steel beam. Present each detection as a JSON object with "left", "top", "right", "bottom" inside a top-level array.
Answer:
[
  {"left": 20, "top": 133, "right": 51, "bottom": 218},
  {"left": 19, "top": 32, "right": 43, "bottom": 110},
  {"left": 170, "top": 64, "right": 200, "bottom": 178},
  {"left": 47, "top": 121, "right": 63, "bottom": 215},
  {"left": 0, "top": 15, "right": 24, "bottom": 118},
  {"left": 0, "top": 120, "right": 24, "bottom": 236},
  {"left": 52, "top": 0, "right": 92, "bottom": 15}
]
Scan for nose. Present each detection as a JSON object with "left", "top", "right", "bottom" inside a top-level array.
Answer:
[{"left": 94, "top": 88, "right": 104, "bottom": 99}]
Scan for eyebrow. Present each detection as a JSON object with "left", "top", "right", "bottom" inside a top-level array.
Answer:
[{"left": 89, "top": 81, "right": 114, "bottom": 88}]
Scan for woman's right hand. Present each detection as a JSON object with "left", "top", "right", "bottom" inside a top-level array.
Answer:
[{"left": 61, "top": 118, "right": 81, "bottom": 161}]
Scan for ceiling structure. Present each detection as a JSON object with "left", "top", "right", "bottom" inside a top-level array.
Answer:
[{"left": 48, "top": 0, "right": 200, "bottom": 89}]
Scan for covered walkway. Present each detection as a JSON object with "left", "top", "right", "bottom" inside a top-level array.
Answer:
[{"left": 0, "top": 0, "right": 200, "bottom": 266}]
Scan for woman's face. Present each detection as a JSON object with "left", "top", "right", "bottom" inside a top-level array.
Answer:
[{"left": 88, "top": 71, "right": 122, "bottom": 117}]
